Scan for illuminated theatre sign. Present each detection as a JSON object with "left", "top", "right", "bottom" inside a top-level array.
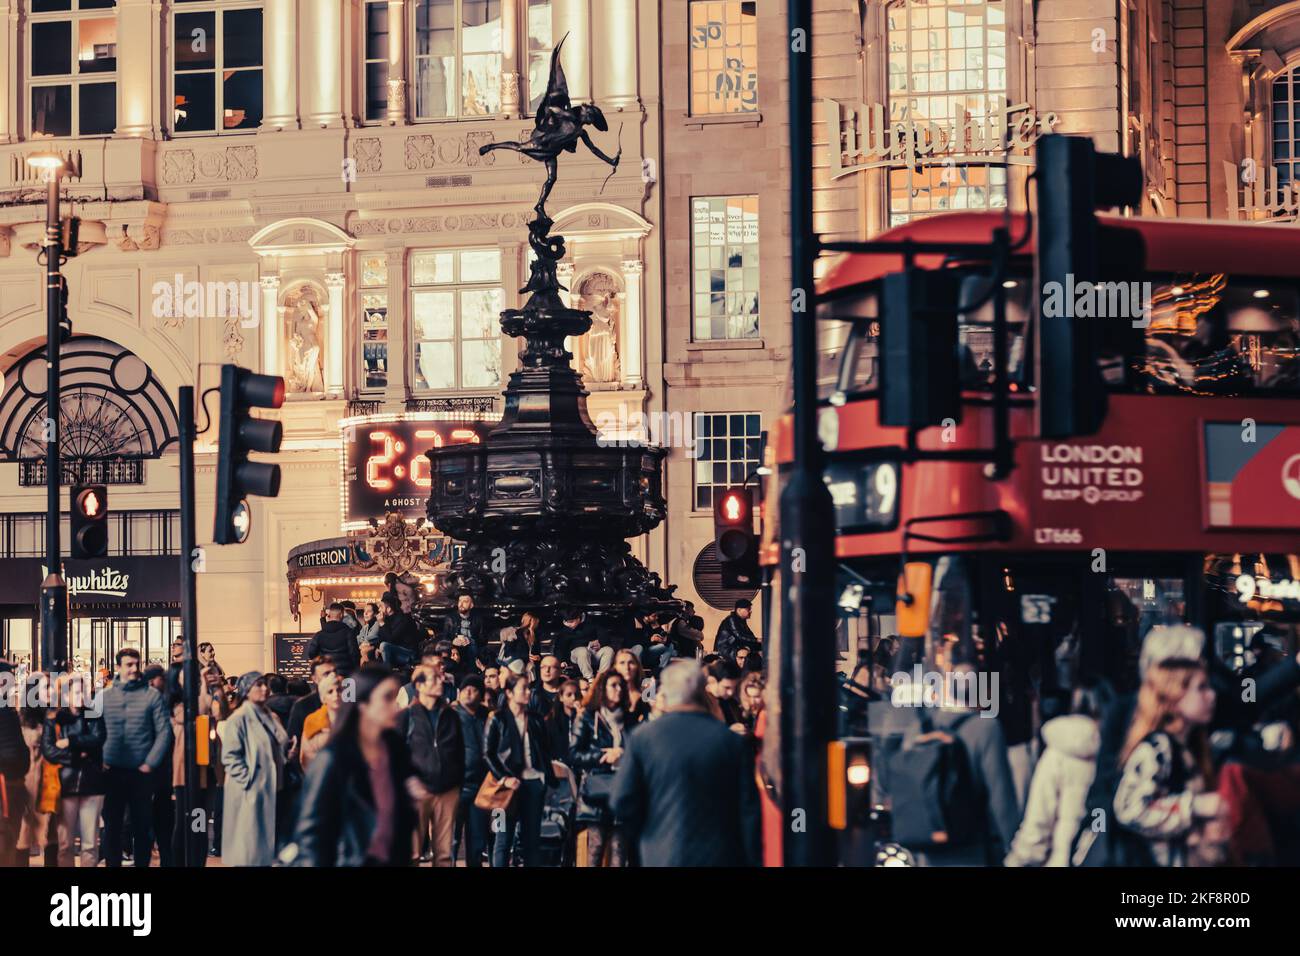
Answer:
[{"left": 823, "top": 97, "right": 1058, "bottom": 179}]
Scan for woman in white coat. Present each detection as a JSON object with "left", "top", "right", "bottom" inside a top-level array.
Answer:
[
  {"left": 1004, "top": 689, "right": 1102, "bottom": 867},
  {"left": 220, "top": 672, "right": 288, "bottom": 866}
]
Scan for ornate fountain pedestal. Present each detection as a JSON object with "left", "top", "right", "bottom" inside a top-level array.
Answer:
[
  {"left": 421, "top": 222, "right": 678, "bottom": 630},
  {"left": 420, "top": 41, "right": 680, "bottom": 632}
]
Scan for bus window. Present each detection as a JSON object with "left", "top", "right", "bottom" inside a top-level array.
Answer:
[{"left": 1137, "top": 276, "right": 1300, "bottom": 395}]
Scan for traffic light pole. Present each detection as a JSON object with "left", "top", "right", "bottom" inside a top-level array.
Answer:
[
  {"left": 779, "top": 0, "right": 838, "bottom": 867},
  {"left": 178, "top": 386, "right": 203, "bottom": 867},
  {"left": 39, "top": 171, "right": 67, "bottom": 674}
]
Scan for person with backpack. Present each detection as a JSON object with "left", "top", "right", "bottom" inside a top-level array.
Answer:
[
  {"left": 397, "top": 663, "right": 464, "bottom": 866},
  {"left": 1111, "top": 657, "right": 1223, "bottom": 867},
  {"left": 1004, "top": 687, "right": 1101, "bottom": 866},
  {"left": 890, "top": 661, "right": 1020, "bottom": 866}
]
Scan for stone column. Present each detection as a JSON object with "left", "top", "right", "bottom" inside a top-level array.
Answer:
[
  {"left": 384, "top": 246, "right": 407, "bottom": 400},
  {"left": 262, "top": 0, "right": 299, "bottom": 130},
  {"left": 552, "top": 0, "right": 590, "bottom": 103},
  {"left": 325, "top": 272, "right": 346, "bottom": 394},
  {"left": 499, "top": 240, "right": 522, "bottom": 379},
  {"left": 386, "top": 0, "right": 407, "bottom": 125},
  {"left": 302, "top": 0, "right": 344, "bottom": 128},
  {"left": 592, "top": 0, "right": 637, "bottom": 112},
  {"left": 557, "top": 260, "right": 576, "bottom": 361},
  {"left": 114, "top": 0, "right": 158, "bottom": 137},
  {"left": 260, "top": 275, "right": 282, "bottom": 377},
  {"left": 501, "top": 0, "right": 520, "bottom": 116},
  {"left": 620, "top": 259, "right": 643, "bottom": 388},
  {"left": 0, "top": 0, "right": 18, "bottom": 143}
]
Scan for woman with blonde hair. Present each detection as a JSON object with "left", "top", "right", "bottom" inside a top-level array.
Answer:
[
  {"left": 300, "top": 672, "right": 344, "bottom": 770},
  {"left": 1113, "top": 658, "right": 1223, "bottom": 867}
]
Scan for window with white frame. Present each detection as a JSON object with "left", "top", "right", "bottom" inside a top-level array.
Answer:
[
  {"left": 691, "top": 195, "right": 759, "bottom": 341},
  {"left": 172, "top": 0, "right": 263, "bottom": 133},
  {"left": 524, "top": 0, "right": 553, "bottom": 114},
  {"left": 410, "top": 249, "right": 504, "bottom": 391},
  {"left": 413, "top": 0, "right": 502, "bottom": 119},
  {"left": 886, "top": 0, "right": 1008, "bottom": 224},
  {"left": 363, "top": 0, "right": 390, "bottom": 122},
  {"left": 28, "top": 0, "right": 118, "bottom": 138},
  {"left": 359, "top": 254, "right": 389, "bottom": 391},
  {"left": 693, "top": 412, "right": 762, "bottom": 511},
  {"left": 1272, "top": 66, "right": 1300, "bottom": 190},
  {"left": 688, "top": 0, "right": 758, "bottom": 116}
]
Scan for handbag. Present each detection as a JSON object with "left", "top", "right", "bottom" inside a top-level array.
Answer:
[
  {"left": 474, "top": 772, "right": 518, "bottom": 812},
  {"left": 575, "top": 771, "right": 616, "bottom": 824}
]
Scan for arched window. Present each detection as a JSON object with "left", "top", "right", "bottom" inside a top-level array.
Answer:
[
  {"left": 0, "top": 336, "right": 179, "bottom": 483},
  {"left": 886, "top": 0, "right": 1009, "bottom": 224},
  {"left": 1272, "top": 65, "right": 1300, "bottom": 189}
]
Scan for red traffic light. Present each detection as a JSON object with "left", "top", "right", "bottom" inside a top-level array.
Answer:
[
  {"left": 715, "top": 488, "right": 751, "bottom": 526},
  {"left": 76, "top": 487, "right": 102, "bottom": 517}
]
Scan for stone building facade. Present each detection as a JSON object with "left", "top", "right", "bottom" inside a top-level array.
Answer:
[{"left": 0, "top": 0, "right": 664, "bottom": 673}]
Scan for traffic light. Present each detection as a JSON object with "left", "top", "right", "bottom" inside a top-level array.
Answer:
[
  {"left": 827, "top": 738, "right": 872, "bottom": 830},
  {"left": 213, "top": 364, "right": 285, "bottom": 545},
  {"left": 1034, "top": 134, "right": 1144, "bottom": 438},
  {"left": 70, "top": 484, "right": 108, "bottom": 559},
  {"left": 713, "top": 487, "right": 758, "bottom": 589},
  {"left": 878, "top": 269, "right": 964, "bottom": 428}
]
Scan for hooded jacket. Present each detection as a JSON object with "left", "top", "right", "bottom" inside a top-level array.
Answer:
[
  {"left": 306, "top": 620, "right": 361, "bottom": 674},
  {"left": 1004, "top": 715, "right": 1099, "bottom": 867}
]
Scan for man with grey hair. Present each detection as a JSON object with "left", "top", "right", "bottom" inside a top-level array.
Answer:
[
  {"left": 610, "top": 661, "right": 760, "bottom": 866},
  {"left": 1075, "top": 624, "right": 1300, "bottom": 866}
]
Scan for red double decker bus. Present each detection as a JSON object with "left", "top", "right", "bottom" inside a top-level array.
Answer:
[{"left": 766, "top": 211, "right": 1300, "bottom": 759}]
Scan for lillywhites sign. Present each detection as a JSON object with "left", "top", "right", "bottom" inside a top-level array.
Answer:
[
  {"left": 1222, "top": 161, "right": 1300, "bottom": 222},
  {"left": 824, "top": 96, "right": 1058, "bottom": 179},
  {"left": 43, "top": 564, "right": 130, "bottom": 598}
]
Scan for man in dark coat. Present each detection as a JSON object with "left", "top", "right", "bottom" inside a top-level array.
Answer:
[
  {"left": 550, "top": 609, "right": 610, "bottom": 679},
  {"left": 306, "top": 603, "right": 360, "bottom": 676},
  {"left": 452, "top": 674, "right": 489, "bottom": 867},
  {"left": 714, "top": 599, "right": 760, "bottom": 663},
  {"left": 439, "top": 593, "right": 492, "bottom": 666},
  {"left": 396, "top": 663, "right": 464, "bottom": 866},
  {"left": 377, "top": 592, "right": 425, "bottom": 669},
  {"left": 611, "top": 660, "right": 760, "bottom": 867}
]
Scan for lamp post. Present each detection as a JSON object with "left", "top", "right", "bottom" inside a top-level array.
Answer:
[{"left": 28, "top": 152, "right": 67, "bottom": 675}]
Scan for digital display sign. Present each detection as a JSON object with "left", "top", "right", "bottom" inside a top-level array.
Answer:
[
  {"left": 342, "top": 417, "right": 490, "bottom": 527},
  {"left": 822, "top": 459, "right": 899, "bottom": 532}
]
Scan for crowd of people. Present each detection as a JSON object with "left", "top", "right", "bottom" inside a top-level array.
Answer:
[
  {"left": 838, "top": 624, "right": 1300, "bottom": 867},
  {"left": 0, "top": 584, "right": 766, "bottom": 869}
]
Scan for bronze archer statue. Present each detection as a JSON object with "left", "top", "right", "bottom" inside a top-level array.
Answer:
[{"left": 478, "top": 34, "right": 622, "bottom": 221}]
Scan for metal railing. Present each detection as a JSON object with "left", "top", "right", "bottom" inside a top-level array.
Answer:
[{"left": 0, "top": 509, "right": 180, "bottom": 558}]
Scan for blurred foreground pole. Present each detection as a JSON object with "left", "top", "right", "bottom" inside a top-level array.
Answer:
[{"left": 779, "top": 0, "right": 838, "bottom": 867}]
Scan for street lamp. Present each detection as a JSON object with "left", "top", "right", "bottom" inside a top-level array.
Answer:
[{"left": 28, "top": 151, "right": 68, "bottom": 675}]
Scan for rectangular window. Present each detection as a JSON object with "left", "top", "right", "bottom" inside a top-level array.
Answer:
[
  {"left": 364, "top": 0, "right": 390, "bottom": 122},
  {"left": 524, "top": 0, "right": 553, "bottom": 114},
  {"left": 689, "top": 0, "right": 757, "bottom": 116},
  {"left": 172, "top": 2, "right": 263, "bottom": 133},
  {"left": 28, "top": 0, "right": 118, "bottom": 138},
  {"left": 1273, "top": 70, "right": 1300, "bottom": 189},
  {"left": 886, "top": 0, "right": 1008, "bottom": 224},
  {"left": 414, "top": 0, "right": 502, "bottom": 120},
  {"left": 691, "top": 195, "right": 760, "bottom": 340},
  {"left": 693, "top": 412, "right": 762, "bottom": 511},
  {"left": 410, "top": 249, "right": 503, "bottom": 391},
  {"left": 359, "top": 253, "right": 389, "bottom": 391}
]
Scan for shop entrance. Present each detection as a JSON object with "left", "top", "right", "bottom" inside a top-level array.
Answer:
[{"left": 68, "top": 615, "right": 182, "bottom": 672}]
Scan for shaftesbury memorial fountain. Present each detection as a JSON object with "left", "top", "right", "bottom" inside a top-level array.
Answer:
[{"left": 421, "top": 41, "right": 682, "bottom": 634}]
